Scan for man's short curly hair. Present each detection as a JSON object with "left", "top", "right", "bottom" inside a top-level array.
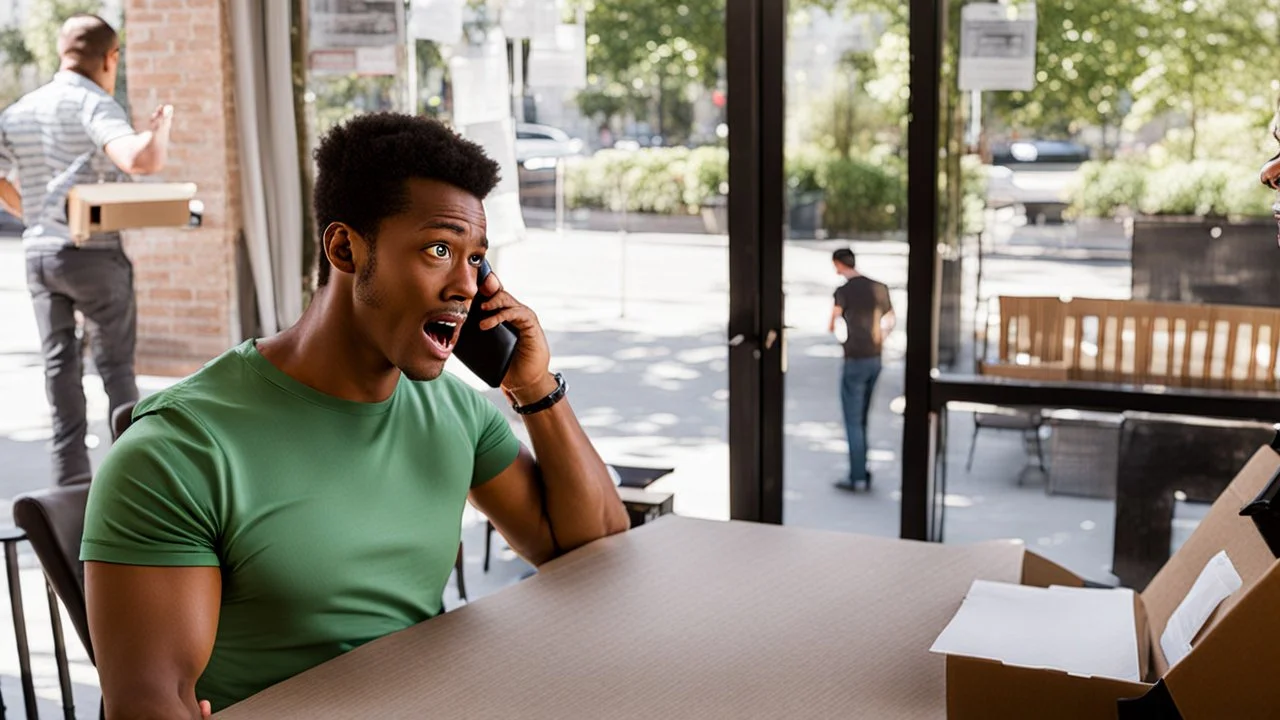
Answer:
[{"left": 312, "top": 112, "right": 502, "bottom": 286}]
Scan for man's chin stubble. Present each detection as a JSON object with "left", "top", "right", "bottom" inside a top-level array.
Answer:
[{"left": 400, "top": 364, "right": 445, "bottom": 382}]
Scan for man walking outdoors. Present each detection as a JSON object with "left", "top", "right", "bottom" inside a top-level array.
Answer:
[
  {"left": 0, "top": 14, "right": 173, "bottom": 485},
  {"left": 828, "top": 248, "right": 895, "bottom": 491}
]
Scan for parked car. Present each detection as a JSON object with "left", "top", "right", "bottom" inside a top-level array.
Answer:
[
  {"left": 515, "top": 123, "right": 584, "bottom": 169},
  {"left": 991, "top": 139, "right": 1090, "bottom": 167}
]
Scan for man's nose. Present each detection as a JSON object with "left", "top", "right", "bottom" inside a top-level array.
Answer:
[{"left": 445, "top": 260, "right": 479, "bottom": 301}]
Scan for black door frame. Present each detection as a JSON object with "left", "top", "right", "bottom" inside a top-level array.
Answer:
[
  {"left": 725, "top": 0, "right": 946, "bottom": 533},
  {"left": 727, "top": 0, "right": 787, "bottom": 524}
]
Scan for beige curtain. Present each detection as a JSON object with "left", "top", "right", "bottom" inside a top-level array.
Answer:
[{"left": 229, "top": 0, "right": 304, "bottom": 336}]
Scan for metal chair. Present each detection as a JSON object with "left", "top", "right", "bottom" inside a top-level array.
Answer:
[
  {"left": 13, "top": 484, "right": 90, "bottom": 719},
  {"left": 3, "top": 398, "right": 130, "bottom": 719},
  {"left": 965, "top": 406, "right": 1047, "bottom": 481}
]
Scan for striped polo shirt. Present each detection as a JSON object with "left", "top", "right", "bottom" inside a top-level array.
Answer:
[{"left": 0, "top": 70, "right": 136, "bottom": 251}]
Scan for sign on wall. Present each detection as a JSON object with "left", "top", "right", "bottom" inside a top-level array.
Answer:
[
  {"left": 308, "top": 0, "right": 404, "bottom": 75},
  {"left": 958, "top": 2, "right": 1038, "bottom": 92}
]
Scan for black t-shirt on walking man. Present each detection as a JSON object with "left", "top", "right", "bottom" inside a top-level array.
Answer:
[{"left": 834, "top": 276, "right": 893, "bottom": 360}]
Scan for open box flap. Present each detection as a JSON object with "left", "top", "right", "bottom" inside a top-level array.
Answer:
[
  {"left": 1140, "top": 445, "right": 1280, "bottom": 677},
  {"left": 1022, "top": 550, "right": 1084, "bottom": 588},
  {"left": 1163, "top": 561, "right": 1280, "bottom": 717}
]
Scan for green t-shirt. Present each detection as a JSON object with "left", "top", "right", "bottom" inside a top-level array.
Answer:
[{"left": 80, "top": 339, "right": 522, "bottom": 710}]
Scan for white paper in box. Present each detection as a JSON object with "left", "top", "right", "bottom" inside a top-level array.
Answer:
[{"left": 930, "top": 579, "right": 1141, "bottom": 682}]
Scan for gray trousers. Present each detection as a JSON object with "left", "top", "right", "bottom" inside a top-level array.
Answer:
[{"left": 26, "top": 247, "right": 138, "bottom": 486}]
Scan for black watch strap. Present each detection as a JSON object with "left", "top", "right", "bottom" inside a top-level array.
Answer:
[{"left": 512, "top": 373, "right": 567, "bottom": 415}]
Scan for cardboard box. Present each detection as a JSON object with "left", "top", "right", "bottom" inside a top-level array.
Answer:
[
  {"left": 932, "top": 444, "right": 1280, "bottom": 719},
  {"left": 66, "top": 182, "right": 197, "bottom": 243},
  {"left": 215, "top": 516, "right": 1076, "bottom": 719}
]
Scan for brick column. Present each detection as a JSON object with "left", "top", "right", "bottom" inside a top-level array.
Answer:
[{"left": 121, "top": 0, "right": 243, "bottom": 377}]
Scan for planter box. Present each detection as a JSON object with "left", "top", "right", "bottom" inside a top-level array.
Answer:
[
  {"left": 1131, "top": 215, "right": 1280, "bottom": 307},
  {"left": 787, "top": 191, "right": 826, "bottom": 238}
]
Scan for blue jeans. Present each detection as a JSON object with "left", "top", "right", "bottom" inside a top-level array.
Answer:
[{"left": 840, "top": 357, "right": 882, "bottom": 482}]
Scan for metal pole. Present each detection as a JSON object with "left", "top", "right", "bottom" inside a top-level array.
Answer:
[
  {"left": 619, "top": 177, "right": 628, "bottom": 318},
  {"left": 46, "top": 579, "right": 74, "bottom": 720},
  {"left": 512, "top": 39, "right": 525, "bottom": 122},
  {"left": 406, "top": 38, "right": 419, "bottom": 115},
  {"left": 6, "top": 540, "right": 37, "bottom": 719},
  {"left": 555, "top": 158, "right": 565, "bottom": 233}
]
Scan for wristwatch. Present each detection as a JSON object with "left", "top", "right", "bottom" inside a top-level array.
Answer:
[{"left": 511, "top": 372, "right": 567, "bottom": 415}]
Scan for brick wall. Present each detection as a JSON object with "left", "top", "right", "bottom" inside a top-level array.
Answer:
[{"left": 121, "top": 0, "right": 243, "bottom": 377}]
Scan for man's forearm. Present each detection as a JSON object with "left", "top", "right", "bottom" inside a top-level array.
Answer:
[
  {"left": 514, "top": 376, "right": 629, "bottom": 553},
  {"left": 132, "top": 129, "right": 170, "bottom": 174},
  {"left": 0, "top": 178, "right": 20, "bottom": 216}
]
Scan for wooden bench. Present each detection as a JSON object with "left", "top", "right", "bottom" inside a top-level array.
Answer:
[{"left": 982, "top": 296, "right": 1280, "bottom": 391}]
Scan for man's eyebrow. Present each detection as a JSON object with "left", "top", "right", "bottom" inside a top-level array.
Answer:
[
  {"left": 481, "top": 237, "right": 490, "bottom": 249},
  {"left": 420, "top": 220, "right": 467, "bottom": 234}
]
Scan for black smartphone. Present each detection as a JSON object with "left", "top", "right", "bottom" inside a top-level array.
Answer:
[{"left": 453, "top": 258, "right": 519, "bottom": 388}]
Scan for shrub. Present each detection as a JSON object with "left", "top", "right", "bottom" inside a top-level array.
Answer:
[
  {"left": 1068, "top": 157, "right": 1273, "bottom": 220},
  {"left": 1066, "top": 159, "right": 1148, "bottom": 219},
  {"left": 683, "top": 145, "right": 729, "bottom": 206},
  {"left": 786, "top": 145, "right": 828, "bottom": 195},
  {"left": 821, "top": 157, "right": 902, "bottom": 233},
  {"left": 1138, "top": 161, "right": 1234, "bottom": 217},
  {"left": 564, "top": 147, "right": 692, "bottom": 214}
]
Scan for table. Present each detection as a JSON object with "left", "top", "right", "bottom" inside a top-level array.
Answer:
[{"left": 217, "top": 516, "right": 1029, "bottom": 719}]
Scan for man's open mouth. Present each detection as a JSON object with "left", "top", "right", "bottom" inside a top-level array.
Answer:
[{"left": 424, "top": 316, "right": 463, "bottom": 350}]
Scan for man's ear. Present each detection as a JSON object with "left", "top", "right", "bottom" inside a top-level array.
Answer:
[{"left": 323, "top": 223, "right": 360, "bottom": 277}]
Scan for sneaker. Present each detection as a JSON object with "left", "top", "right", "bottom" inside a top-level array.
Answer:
[{"left": 833, "top": 478, "right": 864, "bottom": 492}]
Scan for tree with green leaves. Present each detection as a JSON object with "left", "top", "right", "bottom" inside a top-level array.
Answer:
[
  {"left": 578, "top": 0, "right": 724, "bottom": 143},
  {"left": 987, "top": 0, "right": 1151, "bottom": 139},
  {"left": 1126, "top": 0, "right": 1277, "bottom": 160},
  {"left": 23, "top": 0, "right": 103, "bottom": 77},
  {"left": 0, "top": 27, "right": 35, "bottom": 107}
]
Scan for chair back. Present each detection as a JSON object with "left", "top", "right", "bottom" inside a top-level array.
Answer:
[
  {"left": 13, "top": 485, "right": 93, "bottom": 663},
  {"left": 11, "top": 399, "right": 142, "bottom": 665},
  {"left": 110, "top": 399, "right": 138, "bottom": 442}
]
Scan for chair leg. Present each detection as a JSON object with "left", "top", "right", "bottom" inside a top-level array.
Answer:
[
  {"left": 1034, "top": 426, "right": 1047, "bottom": 473},
  {"left": 965, "top": 422, "right": 981, "bottom": 473},
  {"left": 483, "top": 520, "right": 493, "bottom": 573},
  {"left": 5, "top": 540, "right": 37, "bottom": 720},
  {"left": 46, "top": 578, "right": 74, "bottom": 719},
  {"left": 453, "top": 545, "right": 467, "bottom": 604}
]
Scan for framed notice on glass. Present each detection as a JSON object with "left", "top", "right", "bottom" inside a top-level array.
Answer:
[{"left": 958, "top": 2, "right": 1037, "bottom": 92}]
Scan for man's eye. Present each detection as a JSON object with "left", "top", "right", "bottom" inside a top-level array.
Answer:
[
  {"left": 427, "top": 244, "right": 450, "bottom": 259},
  {"left": 468, "top": 254, "right": 484, "bottom": 267}
]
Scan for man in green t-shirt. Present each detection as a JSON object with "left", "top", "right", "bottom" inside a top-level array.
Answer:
[{"left": 81, "top": 112, "right": 630, "bottom": 717}]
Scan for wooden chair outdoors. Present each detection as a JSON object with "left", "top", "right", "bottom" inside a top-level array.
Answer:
[{"left": 982, "top": 296, "right": 1280, "bottom": 391}]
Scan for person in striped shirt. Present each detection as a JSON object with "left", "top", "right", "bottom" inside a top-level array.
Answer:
[{"left": 0, "top": 14, "right": 174, "bottom": 486}]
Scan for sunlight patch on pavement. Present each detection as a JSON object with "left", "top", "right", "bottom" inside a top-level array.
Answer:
[
  {"left": 613, "top": 346, "right": 670, "bottom": 361},
  {"left": 674, "top": 346, "right": 725, "bottom": 364},
  {"left": 549, "top": 354, "right": 618, "bottom": 373},
  {"left": 804, "top": 344, "right": 844, "bottom": 358},
  {"left": 7, "top": 427, "right": 51, "bottom": 442}
]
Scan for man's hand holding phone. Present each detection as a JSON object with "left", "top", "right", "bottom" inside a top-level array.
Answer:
[{"left": 474, "top": 269, "right": 556, "bottom": 406}]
